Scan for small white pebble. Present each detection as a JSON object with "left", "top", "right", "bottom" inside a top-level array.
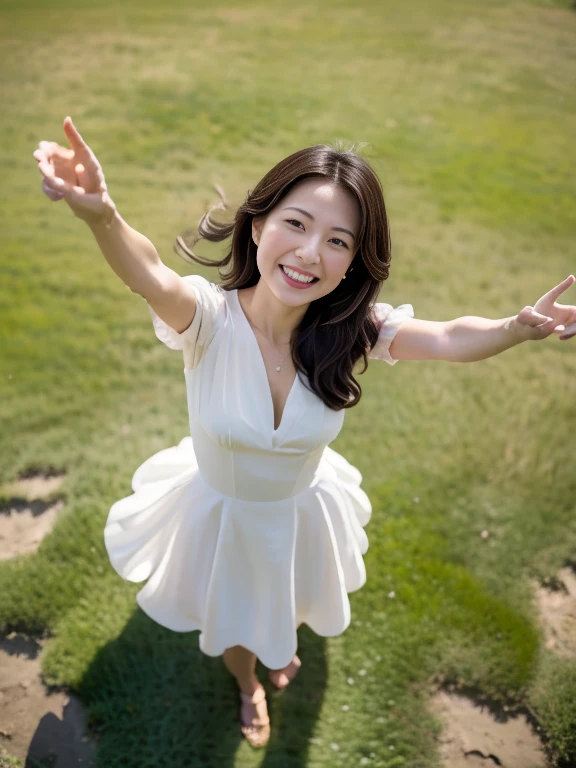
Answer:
[
  {"left": 347, "top": 677, "right": 355, "bottom": 685},
  {"left": 388, "top": 591, "right": 395, "bottom": 599},
  {"left": 90, "top": 546, "right": 96, "bottom": 553},
  {"left": 376, "top": 716, "right": 386, "bottom": 724},
  {"left": 389, "top": 745, "right": 395, "bottom": 750},
  {"left": 342, "top": 704, "right": 349, "bottom": 711},
  {"left": 360, "top": 759, "right": 371, "bottom": 766},
  {"left": 413, "top": 496, "right": 420, "bottom": 503},
  {"left": 375, "top": 654, "right": 382, "bottom": 662},
  {"left": 359, "top": 669, "right": 367, "bottom": 676},
  {"left": 481, "top": 529, "right": 489, "bottom": 538},
  {"left": 387, "top": 699, "right": 395, "bottom": 706},
  {"left": 331, "top": 743, "right": 340, "bottom": 751}
]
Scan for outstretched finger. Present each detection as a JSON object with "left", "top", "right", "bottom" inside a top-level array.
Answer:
[
  {"left": 539, "top": 275, "right": 576, "bottom": 305},
  {"left": 63, "top": 116, "right": 89, "bottom": 153}
]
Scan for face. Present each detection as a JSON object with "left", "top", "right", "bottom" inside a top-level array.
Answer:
[{"left": 251, "top": 177, "right": 361, "bottom": 306}]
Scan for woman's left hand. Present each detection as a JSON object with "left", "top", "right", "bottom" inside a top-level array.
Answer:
[{"left": 510, "top": 274, "right": 576, "bottom": 341}]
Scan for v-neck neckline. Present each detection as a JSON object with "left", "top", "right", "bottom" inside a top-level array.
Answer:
[{"left": 232, "top": 288, "right": 300, "bottom": 435}]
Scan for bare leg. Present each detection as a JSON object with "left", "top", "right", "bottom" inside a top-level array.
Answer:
[
  {"left": 223, "top": 645, "right": 260, "bottom": 695},
  {"left": 223, "top": 645, "right": 270, "bottom": 746}
]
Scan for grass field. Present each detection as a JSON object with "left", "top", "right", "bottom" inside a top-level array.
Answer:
[{"left": 1, "top": 0, "right": 576, "bottom": 765}]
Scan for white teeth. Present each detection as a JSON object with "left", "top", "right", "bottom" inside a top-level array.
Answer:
[{"left": 282, "top": 265, "right": 315, "bottom": 283}]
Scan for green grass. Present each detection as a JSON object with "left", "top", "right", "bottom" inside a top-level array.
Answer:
[{"left": 1, "top": 0, "right": 576, "bottom": 765}]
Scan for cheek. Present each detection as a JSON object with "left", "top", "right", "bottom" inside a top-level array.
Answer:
[
  {"left": 258, "top": 228, "right": 292, "bottom": 261},
  {"left": 325, "top": 253, "right": 353, "bottom": 280}
]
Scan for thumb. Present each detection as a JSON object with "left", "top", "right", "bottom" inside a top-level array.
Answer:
[
  {"left": 518, "top": 306, "right": 553, "bottom": 327},
  {"left": 530, "top": 312, "right": 554, "bottom": 327}
]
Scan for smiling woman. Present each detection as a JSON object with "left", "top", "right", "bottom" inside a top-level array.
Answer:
[
  {"left": 98, "top": 142, "right": 414, "bottom": 748},
  {"left": 100, "top": 143, "right": 417, "bottom": 746},
  {"left": 36, "top": 120, "right": 574, "bottom": 751}
]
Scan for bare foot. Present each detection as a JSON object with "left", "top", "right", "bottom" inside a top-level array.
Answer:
[{"left": 268, "top": 655, "right": 302, "bottom": 688}]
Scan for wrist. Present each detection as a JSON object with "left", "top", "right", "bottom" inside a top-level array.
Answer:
[
  {"left": 503, "top": 315, "right": 529, "bottom": 343},
  {"left": 87, "top": 206, "right": 120, "bottom": 233}
]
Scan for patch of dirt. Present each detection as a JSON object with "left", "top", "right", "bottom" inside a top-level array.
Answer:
[
  {"left": 0, "top": 473, "right": 65, "bottom": 561},
  {"left": 0, "top": 632, "right": 97, "bottom": 767},
  {"left": 535, "top": 566, "right": 576, "bottom": 658},
  {"left": 431, "top": 690, "right": 546, "bottom": 768}
]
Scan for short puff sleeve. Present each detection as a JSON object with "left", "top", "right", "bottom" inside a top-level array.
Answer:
[
  {"left": 368, "top": 302, "right": 414, "bottom": 365},
  {"left": 147, "top": 274, "right": 225, "bottom": 370}
]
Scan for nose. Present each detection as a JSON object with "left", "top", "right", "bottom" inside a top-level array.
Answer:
[{"left": 295, "top": 238, "right": 321, "bottom": 265}]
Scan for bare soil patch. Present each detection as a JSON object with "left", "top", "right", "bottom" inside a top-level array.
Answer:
[
  {"left": 0, "top": 473, "right": 65, "bottom": 561},
  {"left": 535, "top": 566, "right": 576, "bottom": 659},
  {"left": 0, "top": 632, "right": 96, "bottom": 767},
  {"left": 431, "top": 690, "right": 546, "bottom": 768}
]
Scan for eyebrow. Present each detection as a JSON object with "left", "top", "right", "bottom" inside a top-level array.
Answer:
[{"left": 282, "top": 206, "right": 356, "bottom": 241}]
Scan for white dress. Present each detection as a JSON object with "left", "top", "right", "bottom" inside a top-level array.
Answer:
[{"left": 104, "top": 276, "right": 414, "bottom": 669}]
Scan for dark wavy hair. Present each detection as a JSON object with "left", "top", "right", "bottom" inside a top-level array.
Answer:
[{"left": 173, "top": 143, "right": 392, "bottom": 411}]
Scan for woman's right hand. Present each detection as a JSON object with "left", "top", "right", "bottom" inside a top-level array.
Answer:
[{"left": 33, "top": 116, "right": 117, "bottom": 228}]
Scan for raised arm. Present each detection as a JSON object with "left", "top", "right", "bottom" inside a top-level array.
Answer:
[
  {"left": 388, "top": 276, "right": 576, "bottom": 363},
  {"left": 34, "top": 116, "right": 197, "bottom": 334}
]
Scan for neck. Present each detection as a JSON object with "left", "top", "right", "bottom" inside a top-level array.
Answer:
[{"left": 238, "top": 280, "right": 309, "bottom": 347}]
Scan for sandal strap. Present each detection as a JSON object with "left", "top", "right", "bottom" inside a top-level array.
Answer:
[
  {"left": 240, "top": 687, "right": 266, "bottom": 704},
  {"left": 240, "top": 687, "right": 270, "bottom": 728}
]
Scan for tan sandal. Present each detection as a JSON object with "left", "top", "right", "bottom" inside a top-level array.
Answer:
[{"left": 239, "top": 686, "right": 270, "bottom": 748}]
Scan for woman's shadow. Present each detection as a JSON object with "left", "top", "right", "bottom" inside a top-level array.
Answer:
[{"left": 30, "top": 609, "right": 328, "bottom": 766}]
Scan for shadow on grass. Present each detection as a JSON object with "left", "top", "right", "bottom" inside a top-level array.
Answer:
[{"left": 74, "top": 610, "right": 327, "bottom": 766}]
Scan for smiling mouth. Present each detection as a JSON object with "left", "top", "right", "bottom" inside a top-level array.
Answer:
[{"left": 279, "top": 264, "right": 320, "bottom": 283}]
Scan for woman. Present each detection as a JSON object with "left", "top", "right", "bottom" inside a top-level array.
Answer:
[{"left": 33, "top": 117, "right": 576, "bottom": 747}]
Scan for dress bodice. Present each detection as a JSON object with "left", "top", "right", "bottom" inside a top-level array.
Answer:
[
  {"left": 184, "top": 288, "right": 345, "bottom": 502},
  {"left": 147, "top": 275, "right": 414, "bottom": 503}
]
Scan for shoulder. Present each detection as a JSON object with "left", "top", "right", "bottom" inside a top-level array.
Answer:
[
  {"left": 368, "top": 301, "right": 415, "bottom": 365},
  {"left": 182, "top": 274, "right": 227, "bottom": 317},
  {"left": 182, "top": 273, "right": 225, "bottom": 299}
]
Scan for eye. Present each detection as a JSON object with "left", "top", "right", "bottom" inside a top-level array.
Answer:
[{"left": 286, "top": 219, "right": 349, "bottom": 249}]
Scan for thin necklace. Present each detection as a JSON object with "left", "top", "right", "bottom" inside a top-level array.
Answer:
[{"left": 249, "top": 322, "right": 292, "bottom": 372}]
